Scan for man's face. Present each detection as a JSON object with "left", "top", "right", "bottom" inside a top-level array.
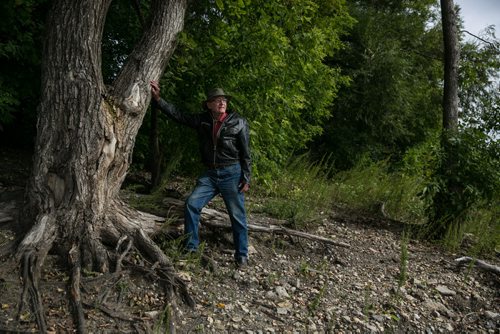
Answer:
[{"left": 207, "top": 97, "right": 228, "bottom": 114}]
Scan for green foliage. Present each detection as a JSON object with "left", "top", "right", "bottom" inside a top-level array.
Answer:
[
  {"left": 313, "top": 0, "right": 443, "bottom": 170},
  {"left": 102, "top": 0, "right": 146, "bottom": 83},
  {"left": 461, "top": 203, "right": 500, "bottom": 255},
  {"left": 153, "top": 304, "right": 173, "bottom": 334},
  {"left": 254, "top": 153, "right": 335, "bottom": 228},
  {"left": 459, "top": 28, "right": 500, "bottom": 136},
  {"left": 423, "top": 128, "right": 500, "bottom": 248},
  {"left": 153, "top": 0, "right": 354, "bottom": 183},
  {"left": 331, "top": 156, "right": 428, "bottom": 224},
  {"left": 0, "top": 0, "right": 49, "bottom": 146}
]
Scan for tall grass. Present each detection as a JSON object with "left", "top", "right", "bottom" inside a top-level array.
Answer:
[
  {"left": 253, "top": 154, "right": 335, "bottom": 228},
  {"left": 253, "top": 153, "right": 428, "bottom": 228},
  {"left": 253, "top": 148, "right": 498, "bottom": 255},
  {"left": 460, "top": 201, "right": 500, "bottom": 255},
  {"left": 330, "top": 158, "right": 428, "bottom": 224}
]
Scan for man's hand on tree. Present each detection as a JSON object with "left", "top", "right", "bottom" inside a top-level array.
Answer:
[{"left": 150, "top": 80, "right": 160, "bottom": 102}]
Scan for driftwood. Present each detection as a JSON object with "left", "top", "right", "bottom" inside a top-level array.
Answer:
[
  {"left": 163, "top": 197, "right": 350, "bottom": 248},
  {"left": 455, "top": 256, "right": 500, "bottom": 276}
]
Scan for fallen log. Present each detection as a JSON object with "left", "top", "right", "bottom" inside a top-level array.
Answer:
[
  {"left": 455, "top": 256, "right": 500, "bottom": 276},
  {"left": 163, "top": 197, "right": 350, "bottom": 248}
]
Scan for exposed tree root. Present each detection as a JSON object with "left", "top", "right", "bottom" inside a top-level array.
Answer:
[
  {"left": 16, "top": 215, "right": 57, "bottom": 333},
  {"left": 18, "top": 250, "right": 47, "bottom": 333},
  {"left": 82, "top": 300, "right": 143, "bottom": 322},
  {"left": 69, "top": 244, "right": 86, "bottom": 334},
  {"left": 115, "top": 235, "right": 133, "bottom": 273},
  {"left": 10, "top": 202, "right": 194, "bottom": 333}
]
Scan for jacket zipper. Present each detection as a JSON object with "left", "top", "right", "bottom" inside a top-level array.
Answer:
[
  {"left": 213, "top": 118, "right": 217, "bottom": 166},
  {"left": 212, "top": 114, "right": 228, "bottom": 167}
]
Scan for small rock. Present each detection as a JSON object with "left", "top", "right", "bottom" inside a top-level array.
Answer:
[
  {"left": 277, "top": 307, "right": 288, "bottom": 315},
  {"left": 365, "top": 323, "right": 378, "bottom": 332},
  {"left": 144, "top": 310, "right": 161, "bottom": 318},
  {"left": 248, "top": 245, "right": 257, "bottom": 255},
  {"left": 265, "top": 291, "right": 277, "bottom": 299},
  {"left": 424, "top": 300, "right": 449, "bottom": 314},
  {"left": 275, "top": 286, "right": 290, "bottom": 299},
  {"left": 435, "top": 285, "right": 456, "bottom": 296},
  {"left": 484, "top": 311, "right": 499, "bottom": 320}
]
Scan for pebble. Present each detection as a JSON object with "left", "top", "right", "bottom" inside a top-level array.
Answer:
[
  {"left": 276, "top": 307, "right": 288, "bottom": 315},
  {"left": 435, "top": 285, "right": 456, "bottom": 296},
  {"left": 484, "top": 311, "right": 499, "bottom": 320},
  {"left": 275, "top": 286, "right": 290, "bottom": 299},
  {"left": 265, "top": 291, "right": 277, "bottom": 299}
]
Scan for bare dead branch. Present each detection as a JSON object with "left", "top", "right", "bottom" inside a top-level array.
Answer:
[
  {"left": 462, "top": 30, "right": 497, "bottom": 47},
  {"left": 455, "top": 256, "right": 500, "bottom": 276},
  {"left": 163, "top": 197, "right": 350, "bottom": 248}
]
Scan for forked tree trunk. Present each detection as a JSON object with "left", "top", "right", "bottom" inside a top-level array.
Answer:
[{"left": 15, "top": 0, "right": 188, "bottom": 332}]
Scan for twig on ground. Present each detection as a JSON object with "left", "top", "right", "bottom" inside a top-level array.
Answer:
[{"left": 455, "top": 256, "right": 500, "bottom": 276}]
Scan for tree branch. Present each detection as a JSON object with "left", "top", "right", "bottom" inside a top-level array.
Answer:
[
  {"left": 455, "top": 256, "right": 500, "bottom": 276},
  {"left": 162, "top": 197, "right": 350, "bottom": 248},
  {"left": 112, "top": 0, "right": 188, "bottom": 112},
  {"left": 462, "top": 30, "right": 497, "bottom": 47}
]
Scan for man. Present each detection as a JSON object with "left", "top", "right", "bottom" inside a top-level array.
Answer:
[{"left": 150, "top": 81, "right": 251, "bottom": 267}]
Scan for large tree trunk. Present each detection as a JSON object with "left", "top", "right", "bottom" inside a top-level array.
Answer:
[{"left": 15, "top": 0, "right": 188, "bottom": 332}]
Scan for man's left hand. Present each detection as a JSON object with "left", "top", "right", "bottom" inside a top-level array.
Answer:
[{"left": 239, "top": 182, "right": 250, "bottom": 193}]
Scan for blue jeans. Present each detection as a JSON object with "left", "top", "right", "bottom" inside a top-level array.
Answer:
[{"left": 184, "top": 164, "right": 248, "bottom": 260}]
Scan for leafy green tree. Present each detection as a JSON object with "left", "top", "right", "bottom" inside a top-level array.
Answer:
[
  {"left": 312, "top": 0, "right": 443, "bottom": 170},
  {"left": 148, "top": 0, "right": 354, "bottom": 184},
  {"left": 459, "top": 27, "right": 500, "bottom": 136},
  {"left": 0, "top": 0, "right": 49, "bottom": 146},
  {"left": 425, "top": 2, "right": 499, "bottom": 242}
]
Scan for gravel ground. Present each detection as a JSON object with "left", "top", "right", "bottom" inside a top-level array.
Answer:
[
  {"left": 0, "top": 147, "right": 498, "bottom": 333},
  {"left": 170, "top": 210, "right": 499, "bottom": 333}
]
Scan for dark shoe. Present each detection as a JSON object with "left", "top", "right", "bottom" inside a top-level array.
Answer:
[
  {"left": 236, "top": 257, "right": 248, "bottom": 268},
  {"left": 180, "top": 248, "right": 197, "bottom": 259}
]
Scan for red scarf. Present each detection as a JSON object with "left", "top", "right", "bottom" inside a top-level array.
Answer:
[{"left": 213, "top": 112, "right": 227, "bottom": 140}]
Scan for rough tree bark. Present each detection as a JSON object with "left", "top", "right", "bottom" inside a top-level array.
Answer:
[
  {"left": 426, "top": 0, "right": 461, "bottom": 239},
  {"left": 440, "top": 0, "right": 459, "bottom": 132},
  {"left": 14, "top": 0, "right": 189, "bottom": 332}
]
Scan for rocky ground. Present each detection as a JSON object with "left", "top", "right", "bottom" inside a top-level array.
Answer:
[{"left": 0, "top": 147, "right": 499, "bottom": 333}]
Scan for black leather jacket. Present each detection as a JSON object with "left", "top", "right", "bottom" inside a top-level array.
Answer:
[{"left": 154, "top": 98, "right": 251, "bottom": 184}]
